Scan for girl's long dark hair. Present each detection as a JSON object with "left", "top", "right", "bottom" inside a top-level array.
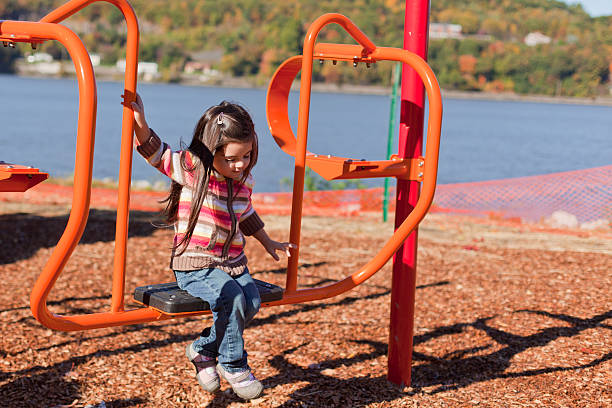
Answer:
[{"left": 161, "top": 101, "right": 258, "bottom": 255}]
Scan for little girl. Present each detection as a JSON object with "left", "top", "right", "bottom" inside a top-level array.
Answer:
[{"left": 131, "top": 94, "right": 293, "bottom": 400}]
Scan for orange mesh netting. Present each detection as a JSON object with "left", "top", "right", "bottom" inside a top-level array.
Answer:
[
  {"left": 252, "top": 165, "right": 612, "bottom": 223},
  {"left": 3, "top": 166, "right": 610, "bottom": 225},
  {"left": 430, "top": 165, "right": 612, "bottom": 223}
]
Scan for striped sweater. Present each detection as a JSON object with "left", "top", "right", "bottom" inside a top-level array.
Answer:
[{"left": 137, "top": 130, "right": 264, "bottom": 276}]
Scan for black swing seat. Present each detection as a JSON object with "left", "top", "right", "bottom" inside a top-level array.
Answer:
[{"left": 133, "top": 279, "right": 284, "bottom": 314}]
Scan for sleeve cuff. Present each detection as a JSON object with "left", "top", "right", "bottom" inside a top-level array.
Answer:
[
  {"left": 136, "top": 129, "right": 162, "bottom": 158},
  {"left": 239, "top": 211, "right": 265, "bottom": 236}
]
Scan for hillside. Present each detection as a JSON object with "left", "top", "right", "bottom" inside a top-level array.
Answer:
[{"left": 1, "top": 0, "right": 611, "bottom": 97}]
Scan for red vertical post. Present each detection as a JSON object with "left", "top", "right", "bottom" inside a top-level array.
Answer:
[{"left": 387, "top": 0, "right": 430, "bottom": 387}]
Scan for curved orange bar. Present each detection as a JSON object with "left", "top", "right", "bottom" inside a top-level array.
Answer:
[
  {"left": 266, "top": 15, "right": 443, "bottom": 302},
  {"left": 0, "top": 19, "right": 97, "bottom": 330},
  {"left": 267, "top": 56, "right": 302, "bottom": 156},
  {"left": 3, "top": 0, "right": 142, "bottom": 331},
  {"left": 284, "top": 14, "right": 378, "bottom": 293},
  {"left": 42, "top": 0, "right": 140, "bottom": 315},
  {"left": 267, "top": 55, "right": 423, "bottom": 182}
]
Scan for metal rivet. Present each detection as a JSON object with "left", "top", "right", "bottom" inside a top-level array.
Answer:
[
  {"left": 418, "top": 172, "right": 423, "bottom": 178},
  {"left": 327, "top": 154, "right": 332, "bottom": 158},
  {"left": 418, "top": 161, "right": 424, "bottom": 167}
]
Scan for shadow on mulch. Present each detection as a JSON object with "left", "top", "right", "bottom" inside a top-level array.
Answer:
[
  {"left": 3, "top": 307, "right": 610, "bottom": 406},
  {"left": 0, "top": 369, "right": 144, "bottom": 408},
  {"left": 204, "top": 292, "right": 610, "bottom": 406},
  {"left": 410, "top": 309, "right": 612, "bottom": 395},
  {"left": 0, "top": 320, "right": 194, "bottom": 407},
  {"left": 0, "top": 209, "right": 162, "bottom": 265},
  {"left": 3, "top": 274, "right": 609, "bottom": 406},
  {"left": 0, "top": 294, "right": 112, "bottom": 315},
  {"left": 236, "top": 309, "right": 610, "bottom": 407}
]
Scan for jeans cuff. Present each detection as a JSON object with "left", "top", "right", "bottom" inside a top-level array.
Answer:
[{"left": 219, "top": 363, "right": 250, "bottom": 374}]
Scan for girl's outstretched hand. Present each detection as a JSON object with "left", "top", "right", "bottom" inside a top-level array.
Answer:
[
  {"left": 263, "top": 239, "right": 297, "bottom": 261},
  {"left": 130, "top": 93, "right": 151, "bottom": 144},
  {"left": 253, "top": 228, "right": 297, "bottom": 261}
]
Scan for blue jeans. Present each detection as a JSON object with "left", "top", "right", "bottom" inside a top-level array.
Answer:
[{"left": 174, "top": 267, "right": 261, "bottom": 373}]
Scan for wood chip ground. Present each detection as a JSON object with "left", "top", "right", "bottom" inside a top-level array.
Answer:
[{"left": 0, "top": 202, "right": 610, "bottom": 407}]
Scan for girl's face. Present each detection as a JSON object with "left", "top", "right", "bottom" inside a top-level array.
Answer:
[{"left": 213, "top": 141, "right": 253, "bottom": 180}]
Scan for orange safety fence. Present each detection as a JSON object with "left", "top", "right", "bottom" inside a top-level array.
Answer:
[
  {"left": 428, "top": 165, "right": 612, "bottom": 224},
  {"left": 2, "top": 165, "right": 610, "bottom": 225},
  {"left": 252, "top": 165, "right": 612, "bottom": 224}
]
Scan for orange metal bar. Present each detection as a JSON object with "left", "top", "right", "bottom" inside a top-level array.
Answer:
[
  {"left": 267, "top": 55, "right": 427, "bottom": 182},
  {"left": 263, "top": 46, "right": 442, "bottom": 306},
  {"left": 41, "top": 0, "right": 140, "bottom": 314},
  {"left": 0, "top": 19, "right": 98, "bottom": 330},
  {"left": 286, "top": 14, "right": 377, "bottom": 293},
  {"left": 314, "top": 43, "right": 377, "bottom": 63},
  {"left": 273, "top": 13, "right": 442, "bottom": 297},
  {"left": 267, "top": 56, "right": 302, "bottom": 157},
  {"left": 0, "top": 0, "right": 140, "bottom": 331}
]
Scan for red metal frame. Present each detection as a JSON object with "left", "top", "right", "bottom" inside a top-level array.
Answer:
[{"left": 388, "top": 0, "right": 431, "bottom": 387}]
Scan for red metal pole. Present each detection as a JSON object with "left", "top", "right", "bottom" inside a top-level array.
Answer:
[{"left": 387, "top": 0, "right": 430, "bottom": 387}]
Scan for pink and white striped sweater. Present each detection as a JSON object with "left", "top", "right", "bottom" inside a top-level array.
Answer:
[{"left": 137, "top": 130, "right": 264, "bottom": 276}]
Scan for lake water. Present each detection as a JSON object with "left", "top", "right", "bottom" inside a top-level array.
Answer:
[{"left": 1, "top": 74, "right": 611, "bottom": 192}]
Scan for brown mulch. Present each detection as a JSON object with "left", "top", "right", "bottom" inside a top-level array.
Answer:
[{"left": 0, "top": 202, "right": 610, "bottom": 408}]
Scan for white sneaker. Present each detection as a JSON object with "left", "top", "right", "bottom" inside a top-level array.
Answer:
[
  {"left": 216, "top": 364, "right": 263, "bottom": 400},
  {"left": 185, "top": 343, "right": 220, "bottom": 393}
]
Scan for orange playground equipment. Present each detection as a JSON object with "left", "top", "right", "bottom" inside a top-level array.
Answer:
[
  {"left": 1, "top": 0, "right": 440, "bottom": 386},
  {"left": 0, "top": 162, "right": 48, "bottom": 192}
]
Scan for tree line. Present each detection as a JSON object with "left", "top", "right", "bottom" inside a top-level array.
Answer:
[{"left": 1, "top": 0, "right": 610, "bottom": 97}]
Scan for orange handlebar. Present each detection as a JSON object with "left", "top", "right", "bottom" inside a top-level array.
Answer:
[{"left": 304, "top": 13, "right": 376, "bottom": 56}]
